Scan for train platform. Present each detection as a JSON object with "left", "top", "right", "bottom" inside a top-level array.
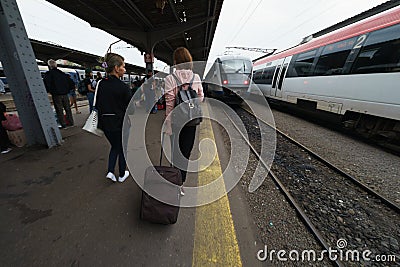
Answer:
[{"left": 0, "top": 100, "right": 263, "bottom": 266}]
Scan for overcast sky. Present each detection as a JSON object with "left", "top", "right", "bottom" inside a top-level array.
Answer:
[
  {"left": 16, "top": 0, "right": 389, "bottom": 71},
  {"left": 208, "top": 0, "right": 389, "bottom": 60}
]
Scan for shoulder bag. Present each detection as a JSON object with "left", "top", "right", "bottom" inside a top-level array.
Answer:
[{"left": 82, "top": 80, "right": 104, "bottom": 137}]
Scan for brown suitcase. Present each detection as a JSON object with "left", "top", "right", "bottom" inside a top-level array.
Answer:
[{"left": 140, "top": 134, "right": 182, "bottom": 224}]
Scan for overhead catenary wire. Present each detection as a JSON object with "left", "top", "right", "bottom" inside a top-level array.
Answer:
[
  {"left": 268, "top": 1, "right": 340, "bottom": 46},
  {"left": 23, "top": 14, "right": 79, "bottom": 44},
  {"left": 30, "top": 0, "right": 81, "bottom": 21},
  {"left": 226, "top": 0, "right": 257, "bottom": 42},
  {"left": 226, "top": 0, "right": 317, "bottom": 57},
  {"left": 228, "top": 0, "right": 264, "bottom": 44},
  {"left": 290, "top": 0, "right": 322, "bottom": 20},
  {"left": 21, "top": 0, "right": 120, "bottom": 58}
]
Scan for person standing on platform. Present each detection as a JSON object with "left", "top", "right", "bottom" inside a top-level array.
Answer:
[
  {"left": 142, "top": 70, "right": 156, "bottom": 113},
  {"left": 83, "top": 69, "right": 95, "bottom": 113},
  {"left": 43, "top": 59, "right": 74, "bottom": 128},
  {"left": 164, "top": 47, "right": 204, "bottom": 195},
  {"left": 92, "top": 71, "right": 103, "bottom": 89},
  {"left": 68, "top": 75, "right": 80, "bottom": 114},
  {"left": 0, "top": 101, "right": 12, "bottom": 154},
  {"left": 95, "top": 53, "right": 132, "bottom": 183},
  {"left": 0, "top": 79, "right": 5, "bottom": 94}
]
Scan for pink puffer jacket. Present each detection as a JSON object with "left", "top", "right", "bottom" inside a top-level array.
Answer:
[{"left": 164, "top": 69, "right": 204, "bottom": 122}]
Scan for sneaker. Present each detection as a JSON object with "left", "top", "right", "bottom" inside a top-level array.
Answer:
[
  {"left": 118, "top": 171, "right": 130, "bottom": 183},
  {"left": 180, "top": 186, "right": 185, "bottom": 196},
  {"left": 1, "top": 148, "right": 12, "bottom": 154},
  {"left": 106, "top": 172, "right": 116, "bottom": 182}
]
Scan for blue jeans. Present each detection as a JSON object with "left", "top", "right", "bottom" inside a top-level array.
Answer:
[
  {"left": 87, "top": 92, "right": 95, "bottom": 113},
  {"left": 104, "top": 130, "right": 126, "bottom": 177}
]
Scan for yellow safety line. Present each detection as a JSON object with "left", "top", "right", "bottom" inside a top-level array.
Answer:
[{"left": 192, "top": 103, "right": 242, "bottom": 267}]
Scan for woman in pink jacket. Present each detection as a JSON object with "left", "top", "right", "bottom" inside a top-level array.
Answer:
[{"left": 164, "top": 47, "right": 204, "bottom": 194}]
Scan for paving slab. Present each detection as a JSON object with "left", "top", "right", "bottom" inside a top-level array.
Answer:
[{"left": 0, "top": 101, "right": 261, "bottom": 266}]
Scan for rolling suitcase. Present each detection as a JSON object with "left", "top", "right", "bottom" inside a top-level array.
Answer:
[{"left": 140, "top": 134, "right": 182, "bottom": 224}]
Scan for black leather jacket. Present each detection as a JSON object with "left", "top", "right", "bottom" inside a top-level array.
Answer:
[{"left": 43, "top": 68, "right": 70, "bottom": 95}]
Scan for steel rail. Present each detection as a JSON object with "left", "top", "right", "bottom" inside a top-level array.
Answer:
[
  {"left": 221, "top": 108, "right": 344, "bottom": 267},
  {"left": 241, "top": 106, "right": 400, "bottom": 214}
]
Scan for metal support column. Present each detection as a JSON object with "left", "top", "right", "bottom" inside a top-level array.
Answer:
[{"left": 0, "top": 0, "right": 62, "bottom": 148}]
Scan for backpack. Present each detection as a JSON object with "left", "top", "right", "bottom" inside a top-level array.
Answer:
[
  {"left": 171, "top": 73, "right": 202, "bottom": 127},
  {"left": 78, "top": 79, "right": 88, "bottom": 95}
]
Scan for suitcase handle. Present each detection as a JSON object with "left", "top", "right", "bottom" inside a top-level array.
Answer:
[{"left": 160, "top": 132, "right": 175, "bottom": 167}]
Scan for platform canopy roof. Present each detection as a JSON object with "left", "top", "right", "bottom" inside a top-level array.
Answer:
[
  {"left": 46, "top": 0, "right": 224, "bottom": 66},
  {"left": 30, "top": 39, "right": 146, "bottom": 75}
]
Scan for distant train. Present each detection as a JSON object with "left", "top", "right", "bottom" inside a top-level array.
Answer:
[
  {"left": 0, "top": 63, "right": 9, "bottom": 93},
  {"left": 37, "top": 65, "right": 108, "bottom": 86},
  {"left": 1, "top": 62, "right": 136, "bottom": 94},
  {"left": 204, "top": 55, "right": 252, "bottom": 104},
  {"left": 251, "top": 6, "right": 400, "bottom": 144},
  {"left": 38, "top": 65, "right": 83, "bottom": 86}
]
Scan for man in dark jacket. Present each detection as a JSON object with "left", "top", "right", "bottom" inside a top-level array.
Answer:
[{"left": 43, "top": 59, "right": 74, "bottom": 128}]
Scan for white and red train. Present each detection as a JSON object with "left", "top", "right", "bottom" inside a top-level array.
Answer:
[{"left": 251, "top": 6, "right": 400, "bottom": 144}]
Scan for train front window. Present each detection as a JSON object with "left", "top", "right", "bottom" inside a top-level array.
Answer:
[
  {"left": 221, "top": 60, "right": 252, "bottom": 74},
  {"left": 351, "top": 24, "right": 400, "bottom": 74}
]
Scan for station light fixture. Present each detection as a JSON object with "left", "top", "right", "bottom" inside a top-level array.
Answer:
[{"left": 155, "top": 0, "right": 167, "bottom": 14}]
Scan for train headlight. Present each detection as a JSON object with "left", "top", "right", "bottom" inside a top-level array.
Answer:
[{"left": 223, "top": 80, "right": 228, "bottom": 85}]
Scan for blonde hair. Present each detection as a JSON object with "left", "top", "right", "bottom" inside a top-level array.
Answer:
[
  {"left": 173, "top": 47, "right": 193, "bottom": 70},
  {"left": 104, "top": 53, "right": 124, "bottom": 73}
]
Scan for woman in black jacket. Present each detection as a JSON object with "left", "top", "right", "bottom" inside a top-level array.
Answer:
[{"left": 95, "top": 53, "right": 132, "bottom": 183}]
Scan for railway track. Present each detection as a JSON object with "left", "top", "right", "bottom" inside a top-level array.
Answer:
[
  {"left": 223, "top": 105, "right": 399, "bottom": 266},
  {"left": 241, "top": 106, "right": 400, "bottom": 214}
]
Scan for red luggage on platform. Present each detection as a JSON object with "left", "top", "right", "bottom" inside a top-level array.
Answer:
[
  {"left": 64, "top": 114, "right": 72, "bottom": 126},
  {"left": 157, "top": 103, "right": 165, "bottom": 110},
  {"left": 2, "top": 113, "right": 22, "bottom": 131},
  {"left": 140, "top": 135, "right": 182, "bottom": 224}
]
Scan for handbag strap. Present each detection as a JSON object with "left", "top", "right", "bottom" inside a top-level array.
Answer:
[{"left": 93, "top": 80, "right": 101, "bottom": 106}]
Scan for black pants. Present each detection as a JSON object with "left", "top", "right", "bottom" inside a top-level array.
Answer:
[
  {"left": 0, "top": 123, "right": 10, "bottom": 151},
  {"left": 53, "top": 94, "right": 74, "bottom": 127},
  {"left": 104, "top": 130, "right": 126, "bottom": 177},
  {"left": 171, "top": 126, "right": 196, "bottom": 183}
]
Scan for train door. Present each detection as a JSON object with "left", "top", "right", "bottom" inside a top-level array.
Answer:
[
  {"left": 272, "top": 57, "right": 292, "bottom": 98},
  {"left": 271, "top": 59, "right": 284, "bottom": 97}
]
